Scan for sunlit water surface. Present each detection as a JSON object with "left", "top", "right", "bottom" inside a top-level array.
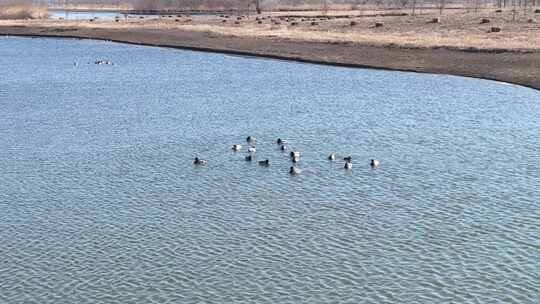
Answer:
[
  {"left": 0, "top": 37, "right": 539, "bottom": 304},
  {"left": 47, "top": 10, "right": 212, "bottom": 20},
  {"left": 48, "top": 10, "right": 122, "bottom": 20}
]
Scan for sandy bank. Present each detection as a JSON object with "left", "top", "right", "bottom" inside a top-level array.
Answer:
[{"left": 0, "top": 21, "right": 538, "bottom": 90}]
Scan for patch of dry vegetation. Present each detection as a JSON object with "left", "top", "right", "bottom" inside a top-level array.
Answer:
[
  {"left": 117, "top": 0, "right": 537, "bottom": 12},
  {"left": 2, "top": 8, "right": 539, "bottom": 51},
  {"left": 180, "top": 9, "right": 540, "bottom": 51},
  {"left": 0, "top": 1, "right": 47, "bottom": 20}
]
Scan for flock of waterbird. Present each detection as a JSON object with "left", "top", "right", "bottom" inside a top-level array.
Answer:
[
  {"left": 72, "top": 60, "right": 114, "bottom": 67},
  {"left": 193, "top": 136, "right": 380, "bottom": 175}
]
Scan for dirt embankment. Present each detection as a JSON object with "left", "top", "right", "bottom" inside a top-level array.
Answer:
[{"left": 0, "top": 10, "right": 539, "bottom": 90}]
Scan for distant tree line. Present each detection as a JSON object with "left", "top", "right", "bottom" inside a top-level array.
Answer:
[
  {"left": 42, "top": 0, "right": 540, "bottom": 11},
  {"left": 0, "top": 0, "right": 31, "bottom": 4},
  {"left": 132, "top": 0, "right": 249, "bottom": 10}
]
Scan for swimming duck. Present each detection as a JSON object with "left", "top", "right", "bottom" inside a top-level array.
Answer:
[
  {"left": 343, "top": 156, "right": 352, "bottom": 162},
  {"left": 280, "top": 145, "right": 287, "bottom": 151},
  {"left": 290, "top": 151, "right": 300, "bottom": 159},
  {"left": 344, "top": 161, "right": 352, "bottom": 170},
  {"left": 245, "top": 155, "right": 253, "bottom": 161},
  {"left": 370, "top": 159, "right": 380, "bottom": 168},
  {"left": 289, "top": 166, "right": 301, "bottom": 175},
  {"left": 246, "top": 136, "right": 256, "bottom": 143},
  {"left": 232, "top": 144, "right": 242, "bottom": 151},
  {"left": 291, "top": 155, "right": 300, "bottom": 163},
  {"left": 193, "top": 157, "right": 208, "bottom": 165},
  {"left": 328, "top": 153, "right": 336, "bottom": 160},
  {"left": 277, "top": 138, "right": 288, "bottom": 145},
  {"left": 247, "top": 146, "right": 256, "bottom": 153},
  {"left": 258, "top": 159, "right": 270, "bottom": 166}
]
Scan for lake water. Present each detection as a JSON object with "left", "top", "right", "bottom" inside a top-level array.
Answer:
[
  {"left": 47, "top": 10, "right": 207, "bottom": 20},
  {"left": 0, "top": 37, "right": 539, "bottom": 303},
  {"left": 48, "top": 10, "right": 123, "bottom": 20}
]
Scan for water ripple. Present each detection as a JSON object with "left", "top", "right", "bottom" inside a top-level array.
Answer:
[{"left": 0, "top": 37, "right": 539, "bottom": 304}]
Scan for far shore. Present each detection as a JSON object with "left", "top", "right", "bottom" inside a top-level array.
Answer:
[{"left": 1, "top": 10, "right": 539, "bottom": 90}]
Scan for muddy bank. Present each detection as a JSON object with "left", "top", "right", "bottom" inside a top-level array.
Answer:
[{"left": 1, "top": 25, "right": 538, "bottom": 90}]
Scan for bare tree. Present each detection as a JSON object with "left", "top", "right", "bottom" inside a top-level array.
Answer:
[
  {"left": 321, "top": 0, "right": 328, "bottom": 16},
  {"left": 437, "top": 0, "right": 446, "bottom": 14}
]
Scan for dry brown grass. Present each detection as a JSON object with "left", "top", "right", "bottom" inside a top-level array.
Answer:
[
  {"left": 2, "top": 8, "right": 539, "bottom": 51},
  {"left": 0, "top": 4, "right": 47, "bottom": 20}
]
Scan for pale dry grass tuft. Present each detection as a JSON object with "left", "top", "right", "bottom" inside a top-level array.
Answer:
[{"left": 0, "top": 4, "right": 47, "bottom": 20}]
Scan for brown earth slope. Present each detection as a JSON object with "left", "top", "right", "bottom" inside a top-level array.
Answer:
[{"left": 1, "top": 10, "right": 539, "bottom": 90}]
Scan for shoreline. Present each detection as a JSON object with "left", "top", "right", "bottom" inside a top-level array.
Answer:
[{"left": 1, "top": 25, "right": 539, "bottom": 91}]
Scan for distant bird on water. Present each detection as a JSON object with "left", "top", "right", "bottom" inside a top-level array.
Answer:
[
  {"left": 247, "top": 146, "right": 256, "bottom": 153},
  {"left": 289, "top": 166, "right": 301, "bottom": 175},
  {"left": 290, "top": 151, "right": 300, "bottom": 159},
  {"left": 344, "top": 161, "right": 352, "bottom": 170},
  {"left": 232, "top": 144, "right": 242, "bottom": 151},
  {"left": 258, "top": 159, "right": 270, "bottom": 166},
  {"left": 370, "top": 159, "right": 380, "bottom": 168},
  {"left": 246, "top": 136, "right": 256, "bottom": 143},
  {"left": 193, "top": 157, "right": 207, "bottom": 165},
  {"left": 328, "top": 153, "right": 336, "bottom": 160},
  {"left": 343, "top": 156, "right": 352, "bottom": 162},
  {"left": 95, "top": 60, "right": 113, "bottom": 65}
]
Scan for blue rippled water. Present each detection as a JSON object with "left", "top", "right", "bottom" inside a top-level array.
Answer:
[
  {"left": 48, "top": 10, "right": 122, "bottom": 20},
  {"left": 0, "top": 37, "right": 539, "bottom": 303}
]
